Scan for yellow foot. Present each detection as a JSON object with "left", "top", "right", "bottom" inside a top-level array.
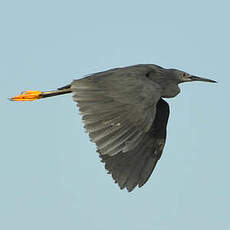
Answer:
[{"left": 10, "top": 90, "right": 42, "bottom": 101}]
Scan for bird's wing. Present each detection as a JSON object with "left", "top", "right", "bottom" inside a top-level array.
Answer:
[
  {"left": 100, "top": 98, "right": 169, "bottom": 191},
  {"left": 72, "top": 71, "right": 161, "bottom": 157}
]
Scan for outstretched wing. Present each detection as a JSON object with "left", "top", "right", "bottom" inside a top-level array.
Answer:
[{"left": 71, "top": 69, "right": 168, "bottom": 191}]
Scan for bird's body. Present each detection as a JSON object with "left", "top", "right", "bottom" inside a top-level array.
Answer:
[{"left": 11, "top": 64, "right": 216, "bottom": 192}]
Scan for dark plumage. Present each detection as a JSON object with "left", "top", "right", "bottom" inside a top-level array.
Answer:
[
  {"left": 11, "top": 64, "right": 216, "bottom": 192},
  {"left": 100, "top": 99, "right": 169, "bottom": 191}
]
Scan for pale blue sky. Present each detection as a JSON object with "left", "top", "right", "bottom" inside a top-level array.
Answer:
[{"left": 1, "top": 0, "right": 229, "bottom": 229}]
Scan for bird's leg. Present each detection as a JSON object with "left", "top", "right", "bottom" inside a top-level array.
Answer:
[{"left": 10, "top": 87, "right": 72, "bottom": 101}]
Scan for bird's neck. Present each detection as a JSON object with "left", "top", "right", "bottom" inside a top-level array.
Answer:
[{"left": 161, "top": 83, "right": 180, "bottom": 98}]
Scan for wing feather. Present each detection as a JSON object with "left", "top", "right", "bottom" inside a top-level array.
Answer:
[
  {"left": 100, "top": 98, "right": 169, "bottom": 191},
  {"left": 72, "top": 69, "right": 161, "bottom": 156},
  {"left": 71, "top": 67, "right": 169, "bottom": 191}
]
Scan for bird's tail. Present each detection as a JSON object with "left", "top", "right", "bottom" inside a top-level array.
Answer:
[{"left": 10, "top": 84, "right": 72, "bottom": 101}]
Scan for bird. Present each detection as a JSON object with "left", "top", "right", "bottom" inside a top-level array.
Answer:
[{"left": 11, "top": 64, "right": 217, "bottom": 192}]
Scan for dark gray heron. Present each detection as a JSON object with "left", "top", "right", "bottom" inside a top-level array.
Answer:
[{"left": 11, "top": 64, "right": 216, "bottom": 192}]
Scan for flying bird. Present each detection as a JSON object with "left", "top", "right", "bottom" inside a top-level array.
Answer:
[{"left": 11, "top": 64, "right": 216, "bottom": 192}]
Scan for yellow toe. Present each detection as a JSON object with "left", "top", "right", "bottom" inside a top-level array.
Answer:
[{"left": 10, "top": 90, "right": 42, "bottom": 101}]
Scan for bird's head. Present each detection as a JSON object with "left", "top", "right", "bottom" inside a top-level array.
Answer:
[{"left": 169, "top": 69, "right": 217, "bottom": 84}]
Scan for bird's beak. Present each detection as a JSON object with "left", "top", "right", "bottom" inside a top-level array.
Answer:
[{"left": 189, "top": 75, "right": 217, "bottom": 83}]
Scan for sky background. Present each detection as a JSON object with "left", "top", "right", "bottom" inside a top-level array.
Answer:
[{"left": 1, "top": 0, "right": 229, "bottom": 229}]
